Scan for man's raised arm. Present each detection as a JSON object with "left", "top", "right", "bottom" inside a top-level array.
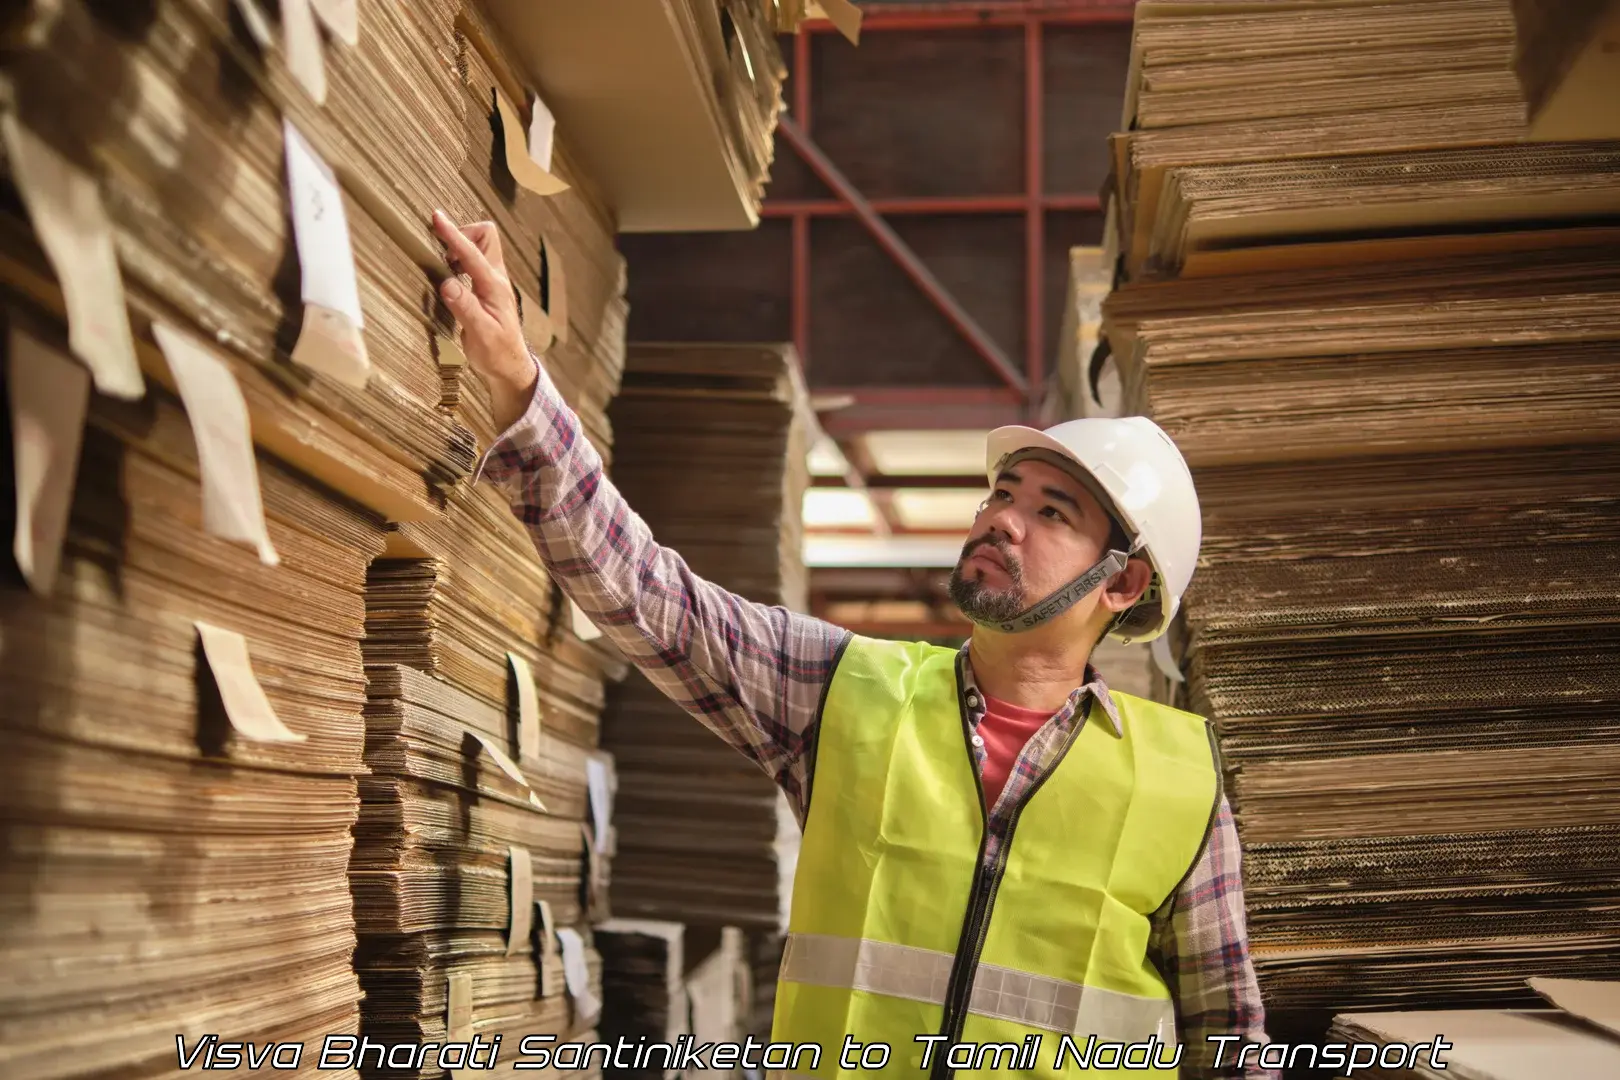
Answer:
[{"left": 432, "top": 211, "right": 848, "bottom": 810}]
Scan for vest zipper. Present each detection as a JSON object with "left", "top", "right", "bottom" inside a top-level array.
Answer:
[{"left": 931, "top": 665, "right": 1091, "bottom": 1080}]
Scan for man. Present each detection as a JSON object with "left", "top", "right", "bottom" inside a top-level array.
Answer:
[{"left": 430, "top": 211, "right": 1278, "bottom": 1079}]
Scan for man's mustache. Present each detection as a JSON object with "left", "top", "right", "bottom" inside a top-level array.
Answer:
[{"left": 960, "top": 533, "right": 1021, "bottom": 578}]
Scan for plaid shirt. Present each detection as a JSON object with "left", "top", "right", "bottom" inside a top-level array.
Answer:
[{"left": 478, "top": 360, "right": 1278, "bottom": 1079}]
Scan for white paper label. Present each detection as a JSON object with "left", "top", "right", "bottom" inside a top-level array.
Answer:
[
  {"left": 527, "top": 91, "right": 556, "bottom": 174},
  {"left": 0, "top": 115, "right": 143, "bottom": 401},
  {"left": 8, "top": 326, "right": 90, "bottom": 597},
  {"left": 586, "top": 754, "right": 613, "bottom": 853},
  {"left": 555, "top": 928, "right": 601, "bottom": 1023},
  {"left": 152, "top": 322, "right": 278, "bottom": 566},
  {"left": 283, "top": 119, "right": 369, "bottom": 388},
  {"left": 570, "top": 597, "right": 602, "bottom": 642},
  {"left": 283, "top": 120, "right": 362, "bottom": 326}
]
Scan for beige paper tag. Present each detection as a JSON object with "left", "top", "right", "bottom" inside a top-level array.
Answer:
[
  {"left": 309, "top": 0, "right": 358, "bottom": 47},
  {"left": 569, "top": 597, "right": 602, "bottom": 642},
  {"left": 494, "top": 88, "right": 569, "bottom": 197},
  {"left": 507, "top": 651, "right": 541, "bottom": 763},
  {"left": 8, "top": 326, "right": 90, "bottom": 596},
  {"left": 281, "top": 0, "right": 327, "bottom": 105},
  {"left": 289, "top": 302, "right": 369, "bottom": 389},
  {"left": 446, "top": 972, "right": 473, "bottom": 1041},
  {"left": 554, "top": 928, "right": 601, "bottom": 1024},
  {"left": 230, "top": 0, "right": 275, "bottom": 48},
  {"left": 817, "top": 0, "right": 863, "bottom": 44},
  {"left": 585, "top": 752, "right": 614, "bottom": 853},
  {"left": 195, "top": 622, "right": 306, "bottom": 743},
  {"left": 516, "top": 286, "right": 553, "bottom": 356},
  {"left": 536, "top": 899, "right": 556, "bottom": 941},
  {"left": 507, "top": 846, "right": 533, "bottom": 956},
  {"left": 541, "top": 237, "right": 568, "bottom": 344},
  {"left": 283, "top": 119, "right": 369, "bottom": 388},
  {"left": 152, "top": 322, "right": 278, "bottom": 566},
  {"left": 470, "top": 730, "right": 526, "bottom": 787},
  {"left": 468, "top": 731, "right": 548, "bottom": 811},
  {"left": 0, "top": 116, "right": 143, "bottom": 401}
]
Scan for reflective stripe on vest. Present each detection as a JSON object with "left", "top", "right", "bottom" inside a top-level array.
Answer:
[
  {"left": 780, "top": 932, "right": 1175, "bottom": 1041},
  {"left": 771, "top": 635, "right": 1219, "bottom": 1078}
]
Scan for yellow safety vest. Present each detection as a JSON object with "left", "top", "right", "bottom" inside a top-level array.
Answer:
[{"left": 769, "top": 636, "right": 1220, "bottom": 1078}]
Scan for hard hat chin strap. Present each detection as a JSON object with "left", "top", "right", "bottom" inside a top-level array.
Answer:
[{"left": 968, "top": 548, "right": 1132, "bottom": 635}]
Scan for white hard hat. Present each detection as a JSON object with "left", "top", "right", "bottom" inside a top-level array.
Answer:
[{"left": 983, "top": 415, "right": 1202, "bottom": 644}]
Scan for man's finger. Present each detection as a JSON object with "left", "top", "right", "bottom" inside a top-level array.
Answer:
[
  {"left": 439, "top": 273, "right": 498, "bottom": 336},
  {"left": 433, "top": 211, "right": 505, "bottom": 302},
  {"left": 462, "top": 221, "right": 504, "bottom": 266}
]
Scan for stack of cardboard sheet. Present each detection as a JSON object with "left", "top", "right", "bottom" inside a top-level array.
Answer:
[
  {"left": 593, "top": 921, "right": 753, "bottom": 1080},
  {"left": 0, "top": 0, "right": 487, "bottom": 523},
  {"left": 1106, "top": 0, "right": 1620, "bottom": 1028},
  {"left": 453, "top": 2, "right": 626, "bottom": 459},
  {"left": 343, "top": 9, "right": 637, "bottom": 1074},
  {"left": 1111, "top": 0, "right": 1620, "bottom": 280},
  {"left": 1327, "top": 978, "right": 1620, "bottom": 1079},
  {"left": 0, "top": 315, "right": 384, "bottom": 1079},
  {"left": 1, "top": 0, "right": 633, "bottom": 1076},
  {"left": 599, "top": 344, "right": 813, "bottom": 931},
  {"left": 595, "top": 921, "right": 689, "bottom": 1080}
]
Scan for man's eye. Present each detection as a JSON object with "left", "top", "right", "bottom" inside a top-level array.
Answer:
[{"left": 1040, "top": 506, "right": 1066, "bottom": 522}]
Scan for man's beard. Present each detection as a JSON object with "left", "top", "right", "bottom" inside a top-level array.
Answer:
[{"left": 948, "top": 533, "right": 1026, "bottom": 623}]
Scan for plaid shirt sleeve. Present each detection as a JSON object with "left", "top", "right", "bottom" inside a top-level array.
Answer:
[
  {"left": 473, "top": 357, "right": 849, "bottom": 809},
  {"left": 1151, "top": 795, "right": 1280, "bottom": 1080}
]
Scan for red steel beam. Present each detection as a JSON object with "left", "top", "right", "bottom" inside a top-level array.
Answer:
[
  {"left": 1024, "top": 16, "right": 1045, "bottom": 414},
  {"left": 762, "top": 193, "right": 1101, "bottom": 216},
  {"left": 791, "top": 29, "right": 813, "bottom": 368},
  {"left": 807, "top": 2, "right": 1137, "bottom": 32},
  {"left": 777, "top": 115, "right": 1029, "bottom": 397}
]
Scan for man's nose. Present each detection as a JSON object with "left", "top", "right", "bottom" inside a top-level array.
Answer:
[{"left": 980, "top": 501, "right": 1026, "bottom": 545}]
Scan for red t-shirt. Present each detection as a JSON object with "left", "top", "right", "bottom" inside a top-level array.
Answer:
[{"left": 978, "top": 693, "right": 1054, "bottom": 808}]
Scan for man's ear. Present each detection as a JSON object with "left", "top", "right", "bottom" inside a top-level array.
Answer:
[{"left": 1100, "top": 557, "right": 1153, "bottom": 613}]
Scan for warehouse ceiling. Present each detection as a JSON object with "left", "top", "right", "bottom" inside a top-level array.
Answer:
[{"left": 618, "top": 0, "right": 1137, "bottom": 636}]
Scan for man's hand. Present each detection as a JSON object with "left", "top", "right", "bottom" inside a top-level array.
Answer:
[{"left": 431, "top": 209, "right": 539, "bottom": 434}]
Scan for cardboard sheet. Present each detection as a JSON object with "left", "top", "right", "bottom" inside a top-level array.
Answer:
[
  {"left": 282, "top": 119, "right": 369, "bottom": 389},
  {"left": 7, "top": 325, "right": 89, "bottom": 596},
  {"left": 0, "top": 115, "right": 143, "bottom": 401},
  {"left": 1332, "top": 1008, "right": 1620, "bottom": 1079},
  {"left": 195, "top": 621, "right": 307, "bottom": 744},
  {"left": 1530, "top": 978, "right": 1620, "bottom": 1040},
  {"left": 152, "top": 321, "right": 278, "bottom": 567}
]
